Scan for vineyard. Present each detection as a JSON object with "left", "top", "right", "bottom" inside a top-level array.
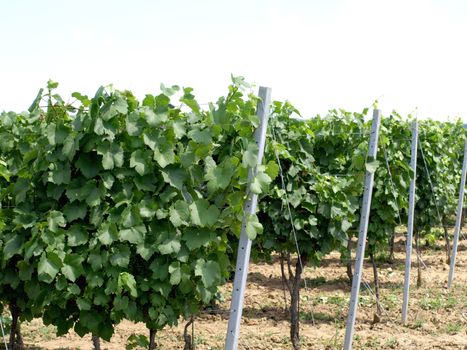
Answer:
[{"left": 0, "top": 78, "right": 466, "bottom": 349}]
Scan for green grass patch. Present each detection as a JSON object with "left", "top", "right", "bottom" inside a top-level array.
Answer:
[{"left": 443, "top": 322, "right": 462, "bottom": 334}]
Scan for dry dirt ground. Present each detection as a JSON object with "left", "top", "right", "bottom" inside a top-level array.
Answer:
[{"left": 16, "top": 235, "right": 467, "bottom": 349}]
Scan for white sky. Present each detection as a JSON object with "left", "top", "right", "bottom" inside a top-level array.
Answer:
[{"left": 1, "top": 0, "right": 467, "bottom": 120}]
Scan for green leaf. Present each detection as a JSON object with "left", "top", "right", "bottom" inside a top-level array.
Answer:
[
  {"left": 13, "top": 178, "right": 29, "bottom": 203},
  {"left": 98, "top": 222, "right": 119, "bottom": 245},
  {"left": 47, "top": 79, "right": 59, "bottom": 89},
  {"left": 250, "top": 172, "right": 272, "bottom": 194},
  {"left": 365, "top": 158, "right": 380, "bottom": 173},
  {"left": 142, "top": 130, "right": 159, "bottom": 150},
  {"left": 180, "top": 98, "right": 200, "bottom": 114},
  {"left": 136, "top": 240, "right": 155, "bottom": 261},
  {"left": 169, "top": 201, "right": 190, "bottom": 227},
  {"left": 67, "top": 224, "right": 89, "bottom": 246},
  {"left": 140, "top": 107, "right": 163, "bottom": 127},
  {"left": 212, "top": 104, "right": 228, "bottom": 126},
  {"left": 76, "top": 153, "right": 100, "bottom": 178},
  {"left": 182, "top": 228, "right": 215, "bottom": 251},
  {"left": 113, "top": 94, "right": 129, "bottom": 113},
  {"left": 13, "top": 211, "right": 37, "bottom": 229},
  {"left": 158, "top": 235, "right": 181, "bottom": 255},
  {"left": 126, "top": 112, "right": 144, "bottom": 136},
  {"left": 151, "top": 261, "right": 169, "bottom": 281},
  {"left": 86, "top": 185, "right": 102, "bottom": 207},
  {"left": 341, "top": 218, "right": 352, "bottom": 232},
  {"left": 88, "top": 251, "right": 104, "bottom": 271},
  {"left": 242, "top": 142, "right": 259, "bottom": 168},
  {"left": 130, "top": 150, "right": 150, "bottom": 176},
  {"left": 119, "top": 225, "right": 146, "bottom": 245},
  {"left": 189, "top": 199, "right": 220, "bottom": 227},
  {"left": 265, "top": 160, "right": 280, "bottom": 179},
  {"left": 138, "top": 198, "right": 158, "bottom": 218},
  {"left": 48, "top": 210, "right": 66, "bottom": 233},
  {"left": 188, "top": 128, "right": 212, "bottom": 144},
  {"left": 48, "top": 163, "right": 71, "bottom": 185},
  {"left": 0, "top": 163, "right": 10, "bottom": 181},
  {"left": 195, "top": 259, "right": 221, "bottom": 288},
  {"left": 172, "top": 121, "right": 186, "bottom": 138},
  {"left": 161, "top": 165, "right": 187, "bottom": 190},
  {"left": 205, "top": 163, "right": 235, "bottom": 191},
  {"left": 118, "top": 272, "right": 138, "bottom": 297},
  {"left": 38, "top": 252, "right": 63, "bottom": 283},
  {"left": 47, "top": 183, "right": 65, "bottom": 200},
  {"left": 0, "top": 132, "right": 14, "bottom": 152},
  {"left": 160, "top": 84, "right": 179, "bottom": 96},
  {"left": 76, "top": 298, "right": 92, "bottom": 311},
  {"left": 153, "top": 147, "right": 175, "bottom": 168},
  {"left": 168, "top": 262, "right": 181, "bottom": 285},
  {"left": 46, "top": 123, "right": 69, "bottom": 145},
  {"left": 98, "top": 142, "right": 124, "bottom": 170},
  {"left": 28, "top": 88, "right": 44, "bottom": 112},
  {"left": 110, "top": 245, "right": 131, "bottom": 267},
  {"left": 101, "top": 172, "right": 115, "bottom": 189},
  {"left": 61, "top": 254, "right": 85, "bottom": 282},
  {"left": 18, "top": 260, "right": 33, "bottom": 281},
  {"left": 62, "top": 134, "right": 79, "bottom": 160},
  {"left": 121, "top": 206, "right": 142, "bottom": 228},
  {"left": 72, "top": 92, "right": 91, "bottom": 107},
  {"left": 63, "top": 202, "right": 87, "bottom": 222},
  {"left": 245, "top": 214, "right": 263, "bottom": 240},
  {"left": 3, "top": 235, "right": 24, "bottom": 260},
  {"left": 100, "top": 94, "right": 128, "bottom": 121}
]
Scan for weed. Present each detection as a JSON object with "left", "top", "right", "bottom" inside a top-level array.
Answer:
[
  {"left": 300, "top": 311, "right": 334, "bottom": 322},
  {"left": 308, "top": 276, "right": 326, "bottom": 287},
  {"left": 375, "top": 251, "right": 390, "bottom": 263},
  {"left": 358, "top": 295, "right": 374, "bottom": 308},
  {"left": 327, "top": 294, "right": 347, "bottom": 307},
  {"left": 444, "top": 322, "right": 461, "bottom": 334},
  {"left": 322, "top": 321, "right": 341, "bottom": 350},
  {"left": 385, "top": 336, "right": 399, "bottom": 348},
  {"left": 420, "top": 292, "right": 457, "bottom": 311},
  {"left": 411, "top": 319, "right": 424, "bottom": 329},
  {"left": 396, "top": 264, "right": 405, "bottom": 271},
  {"left": 364, "top": 337, "right": 381, "bottom": 348},
  {"left": 383, "top": 293, "right": 399, "bottom": 311},
  {"left": 195, "top": 336, "right": 208, "bottom": 345}
]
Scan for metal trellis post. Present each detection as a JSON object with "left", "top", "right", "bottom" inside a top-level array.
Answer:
[
  {"left": 224, "top": 86, "right": 272, "bottom": 350},
  {"left": 402, "top": 120, "right": 418, "bottom": 324},
  {"left": 343, "top": 109, "right": 381, "bottom": 350},
  {"left": 447, "top": 138, "right": 467, "bottom": 288}
]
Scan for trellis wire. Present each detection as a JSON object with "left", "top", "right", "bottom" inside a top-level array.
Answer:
[
  {"left": 418, "top": 137, "right": 444, "bottom": 228},
  {"left": 270, "top": 127, "right": 318, "bottom": 326},
  {"left": 382, "top": 147, "right": 403, "bottom": 226},
  {"left": 270, "top": 127, "right": 309, "bottom": 292},
  {"left": 0, "top": 317, "right": 8, "bottom": 350},
  {"left": 361, "top": 279, "right": 394, "bottom": 321},
  {"left": 382, "top": 141, "right": 427, "bottom": 269}
]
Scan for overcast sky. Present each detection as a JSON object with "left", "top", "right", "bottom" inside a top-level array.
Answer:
[{"left": 1, "top": 0, "right": 466, "bottom": 120}]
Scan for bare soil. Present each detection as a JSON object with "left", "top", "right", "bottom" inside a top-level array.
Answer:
[{"left": 17, "top": 234, "right": 467, "bottom": 349}]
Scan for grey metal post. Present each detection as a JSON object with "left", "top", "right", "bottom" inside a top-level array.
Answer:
[
  {"left": 224, "top": 87, "right": 272, "bottom": 350},
  {"left": 447, "top": 138, "right": 467, "bottom": 288},
  {"left": 343, "top": 110, "right": 381, "bottom": 350},
  {"left": 402, "top": 120, "right": 418, "bottom": 324}
]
